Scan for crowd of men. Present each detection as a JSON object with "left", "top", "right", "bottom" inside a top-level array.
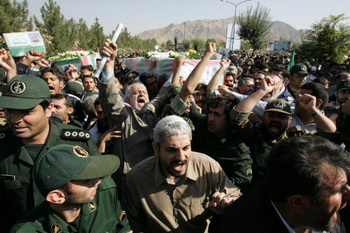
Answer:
[{"left": 0, "top": 38, "right": 350, "bottom": 233}]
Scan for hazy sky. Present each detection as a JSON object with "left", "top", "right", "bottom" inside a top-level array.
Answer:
[{"left": 25, "top": 0, "right": 350, "bottom": 36}]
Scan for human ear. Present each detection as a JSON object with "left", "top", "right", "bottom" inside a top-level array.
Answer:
[
  {"left": 46, "top": 103, "right": 53, "bottom": 118},
  {"left": 315, "top": 99, "right": 323, "bottom": 110},
  {"left": 286, "top": 195, "right": 310, "bottom": 214},
  {"left": 46, "top": 189, "right": 66, "bottom": 204},
  {"left": 67, "top": 107, "right": 74, "bottom": 115},
  {"left": 152, "top": 142, "right": 159, "bottom": 156}
]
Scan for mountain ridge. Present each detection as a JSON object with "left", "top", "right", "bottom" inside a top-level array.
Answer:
[{"left": 137, "top": 17, "right": 302, "bottom": 45}]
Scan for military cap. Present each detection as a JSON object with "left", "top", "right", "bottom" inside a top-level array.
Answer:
[
  {"left": 0, "top": 75, "right": 50, "bottom": 110},
  {"left": 63, "top": 81, "right": 84, "bottom": 92},
  {"left": 265, "top": 99, "right": 292, "bottom": 115},
  {"left": 34, "top": 144, "right": 120, "bottom": 195},
  {"left": 290, "top": 63, "right": 309, "bottom": 75},
  {"left": 336, "top": 79, "right": 350, "bottom": 92}
]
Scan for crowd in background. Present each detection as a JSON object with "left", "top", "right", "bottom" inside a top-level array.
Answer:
[{"left": 1, "top": 40, "right": 350, "bottom": 233}]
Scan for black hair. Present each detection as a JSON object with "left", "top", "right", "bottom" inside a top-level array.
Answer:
[
  {"left": 266, "top": 135, "right": 350, "bottom": 203},
  {"left": 39, "top": 98, "right": 52, "bottom": 109},
  {"left": 300, "top": 82, "right": 329, "bottom": 110},
  {"left": 51, "top": 93, "right": 74, "bottom": 108},
  {"left": 80, "top": 65, "right": 94, "bottom": 71},
  {"left": 195, "top": 83, "right": 207, "bottom": 91},
  {"left": 41, "top": 67, "right": 64, "bottom": 81},
  {"left": 206, "top": 94, "right": 239, "bottom": 117},
  {"left": 139, "top": 71, "right": 155, "bottom": 84},
  {"left": 312, "top": 77, "right": 329, "bottom": 88},
  {"left": 81, "top": 75, "right": 96, "bottom": 83},
  {"left": 93, "top": 97, "right": 101, "bottom": 107}
]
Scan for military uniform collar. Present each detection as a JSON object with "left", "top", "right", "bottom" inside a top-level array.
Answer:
[
  {"left": 45, "top": 198, "right": 98, "bottom": 233},
  {"left": 154, "top": 154, "right": 197, "bottom": 188},
  {"left": 81, "top": 200, "right": 98, "bottom": 216},
  {"left": 44, "top": 202, "right": 71, "bottom": 233},
  {"left": 15, "top": 122, "right": 53, "bottom": 165},
  {"left": 271, "top": 132, "right": 288, "bottom": 144},
  {"left": 17, "top": 146, "right": 35, "bottom": 166},
  {"left": 45, "top": 120, "right": 60, "bottom": 150}
]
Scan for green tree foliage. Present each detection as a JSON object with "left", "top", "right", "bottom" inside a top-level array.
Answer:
[
  {"left": 297, "top": 14, "right": 350, "bottom": 63},
  {"left": 88, "top": 18, "right": 106, "bottom": 51},
  {"left": 0, "top": 0, "right": 159, "bottom": 55},
  {"left": 238, "top": 3, "right": 272, "bottom": 52},
  {"left": 217, "top": 40, "right": 226, "bottom": 48},
  {"left": 166, "top": 40, "right": 173, "bottom": 47},
  {"left": 0, "top": 0, "right": 32, "bottom": 34},
  {"left": 182, "top": 40, "right": 191, "bottom": 50},
  {"left": 116, "top": 28, "right": 157, "bottom": 51},
  {"left": 206, "top": 38, "right": 216, "bottom": 44},
  {"left": 191, "top": 38, "right": 205, "bottom": 52},
  {"left": 117, "top": 28, "right": 133, "bottom": 48},
  {"left": 34, "top": 0, "right": 77, "bottom": 55},
  {"left": 76, "top": 19, "right": 91, "bottom": 49}
]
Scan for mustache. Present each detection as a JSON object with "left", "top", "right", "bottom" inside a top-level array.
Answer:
[
  {"left": 267, "top": 121, "right": 281, "bottom": 127},
  {"left": 171, "top": 160, "right": 188, "bottom": 165}
]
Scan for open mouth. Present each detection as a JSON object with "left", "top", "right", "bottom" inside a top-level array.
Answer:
[
  {"left": 48, "top": 86, "right": 55, "bottom": 92},
  {"left": 137, "top": 96, "right": 146, "bottom": 108},
  {"left": 172, "top": 161, "right": 187, "bottom": 172},
  {"left": 137, "top": 98, "right": 145, "bottom": 104}
]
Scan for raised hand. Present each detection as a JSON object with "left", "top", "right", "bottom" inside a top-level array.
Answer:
[{"left": 0, "top": 48, "right": 16, "bottom": 81}]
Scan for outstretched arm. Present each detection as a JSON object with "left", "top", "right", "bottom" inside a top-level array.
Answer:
[
  {"left": 235, "top": 78, "right": 275, "bottom": 113},
  {"left": 172, "top": 56, "right": 186, "bottom": 85},
  {"left": 97, "top": 39, "right": 128, "bottom": 126},
  {"left": 207, "top": 59, "right": 230, "bottom": 93},
  {"left": 101, "top": 38, "right": 118, "bottom": 79},
  {"left": 0, "top": 49, "right": 16, "bottom": 82},
  {"left": 179, "top": 43, "right": 216, "bottom": 102}
]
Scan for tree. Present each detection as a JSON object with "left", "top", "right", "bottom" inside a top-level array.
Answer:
[
  {"left": 166, "top": 40, "right": 173, "bottom": 47},
  {"left": 76, "top": 18, "right": 91, "bottom": 49},
  {"left": 191, "top": 38, "right": 205, "bottom": 52},
  {"left": 206, "top": 38, "right": 216, "bottom": 44},
  {"left": 238, "top": 3, "right": 272, "bottom": 52},
  {"left": 34, "top": 0, "right": 76, "bottom": 55},
  {"left": 182, "top": 40, "right": 191, "bottom": 50},
  {"left": 297, "top": 14, "right": 350, "bottom": 63},
  {"left": 117, "top": 28, "right": 132, "bottom": 48},
  {"left": 88, "top": 18, "right": 106, "bottom": 51},
  {"left": 0, "top": 0, "right": 32, "bottom": 34}
]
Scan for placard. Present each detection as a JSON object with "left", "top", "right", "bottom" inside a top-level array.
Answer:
[{"left": 3, "top": 31, "right": 46, "bottom": 57}]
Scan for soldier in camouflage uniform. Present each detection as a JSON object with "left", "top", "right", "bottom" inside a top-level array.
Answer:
[
  {"left": 10, "top": 144, "right": 130, "bottom": 233},
  {"left": 0, "top": 75, "right": 99, "bottom": 232},
  {"left": 230, "top": 78, "right": 292, "bottom": 187}
]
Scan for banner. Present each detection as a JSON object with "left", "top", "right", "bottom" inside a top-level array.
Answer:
[
  {"left": 123, "top": 58, "right": 221, "bottom": 84},
  {"left": 3, "top": 31, "right": 46, "bottom": 57}
]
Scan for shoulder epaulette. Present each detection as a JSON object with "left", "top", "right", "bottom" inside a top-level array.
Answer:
[{"left": 61, "top": 129, "right": 91, "bottom": 141}]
